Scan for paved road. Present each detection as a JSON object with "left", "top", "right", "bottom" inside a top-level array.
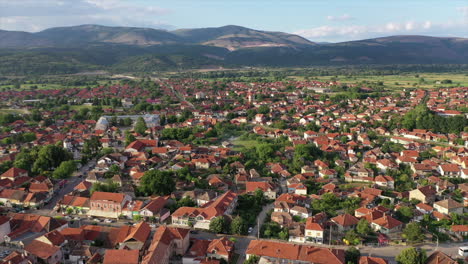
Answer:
[{"left": 30, "top": 159, "right": 95, "bottom": 215}]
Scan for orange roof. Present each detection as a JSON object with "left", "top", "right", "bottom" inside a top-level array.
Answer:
[
  {"left": 246, "top": 181, "right": 273, "bottom": 193},
  {"left": 372, "top": 215, "right": 403, "bottom": 229},
  {"left": 246, "top": 240, "right": 344, "bottom": 264},
  {"left": 1, "top": 167, "right": 27, "bottom": 179},
  {"left": 359, "top": 256, "right": 388, "bottom": 264},
  {"left": 451, "top": 225, "right": 468, "bottom": 232},
  {"left": 103, "top": 249, "right": 139, "bottom": 264},
  {"left": 331, "top": 213, "right": 359, "bottom": 227},
  {"left": 24, "top": 240, "right": 60, "bottom": 260},
  {"left": 90, "top": 191, "right": 126, "bottom": 203}
]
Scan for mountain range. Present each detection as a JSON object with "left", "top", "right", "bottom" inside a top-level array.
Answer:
[{"left": 0, "top": 24, "right": 467, "bottom": 75}]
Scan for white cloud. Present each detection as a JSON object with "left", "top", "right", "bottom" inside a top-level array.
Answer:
[
  {"left": 294, "top": 19, "right": 467, "bottom": 42},
  {"left": 0, "top": 0, "right": 173, "bottom": 32},
  {"left": 326, "top": 14, "right": 355, "bottom": 22}
]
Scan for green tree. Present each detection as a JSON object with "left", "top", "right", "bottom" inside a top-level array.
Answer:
[
  {"left": 134, "top": 117, "right": 148, "bottom": 135},
  {"left": 344, "top": 230, "right": 361, "bottom": 245},
  {"left": 396, "top": 206, "right": 414, "bottom": 223},
  {"left": 345, "top": 247, "right": 361, "bottom": 264},
  {"left": 83, "top": 136, "right": 102, "bottom": 156},
  {"left": 356, "top": 218, "right": 371, "bottom": 236},
  {"left": 403, "top": 223, "right": 424, "bottom": 243},
  {"left": 125, "top": 131, "right": 136, "bottom": 146},
  {"left": 395, "top": 247, "right": 427, "bottom": 264},
  {"left": 243, "top": 255, "right": 259, "bottom": 264},
  {"left": 52, "top": 160, "right": 76, "bottom": 179},
  {"left": 231, "top": 216, "right": 247, "bottom": 235},
  {"left": 139, "top": 170, "right": 175, "bottom": 196},
  {"left": 209, "top": 216, "right": 227, "bottom": 234}
]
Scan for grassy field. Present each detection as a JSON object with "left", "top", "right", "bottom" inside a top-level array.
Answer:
[
  {"left": 0, "top": 80, "right": 117, "bottom": 91},
  {"left": 231, "top": 139, "right": 259, "bottom": 151},
  {"left": 292, "top": 73, "right": 468, "bottom": 90},
  {"left": 0, "top": 108, "right": 30, "bottom": 114}
]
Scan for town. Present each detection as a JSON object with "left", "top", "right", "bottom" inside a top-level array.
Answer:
[{"left": 0, "top": 75, "right": 466, "bottom": 264}]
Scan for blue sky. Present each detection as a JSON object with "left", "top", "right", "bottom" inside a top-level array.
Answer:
[{"left": 0, "top": 0, "right": 467, "bottom": 42}]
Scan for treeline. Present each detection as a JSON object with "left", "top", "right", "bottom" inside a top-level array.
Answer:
[{"left": 402, "top": 105, "right": 467, "bottom": 134}]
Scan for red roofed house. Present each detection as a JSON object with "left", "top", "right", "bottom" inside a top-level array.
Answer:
[
  {"left": 245, "top": 181, "right": 277, "bottom": 199},
  {"left": 142, "top": 226, "right": 190, "bottom": 264},
  {"left": 245, "top": 240, "right": 345, "bottom": 264},
  {"left": 438, "top": 164, "right": 460, "bottom": 177},
  {"left": 359, "top": 256, "right": 388, "bottom": 264},
  {"left": 172, "top": 191, "right": 237, "bottom": 230},
  {"left": 103, "top": 249, "right": 139, "bottom": 264},
  {"left": 371, "top": 215, "right": 403, "bottom": 234},
  {"left": 206, "top": 237, "right": 235, "bottom": 262},
  {"left": 305, "top": 217, "right": 324, "bottom": 244},
  {"left": 409, "top": 185, "right": 436, "bottom": 204},
  {"left": 88, "top": 191, "right": 131, "bottom": 218},
  {"left": 24, "top": 239, "right": 62, "bottom": 264},
  {"left": 331, "top": 213, "right": 359, "bottom": 232},
  {"left": 1, "top": 167, "right": 28, "bottom": 180}
]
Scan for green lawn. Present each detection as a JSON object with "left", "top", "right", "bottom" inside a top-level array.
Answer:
[
  {"left": 231, "top": 139, "right": 259, "bottom": 150},
  {"left": 293, "top": 73, "right": 468, "bottom": 90}
]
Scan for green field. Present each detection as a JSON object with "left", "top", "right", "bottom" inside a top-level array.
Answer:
[
  {"left": 231, "top": 139, "right": 259, "bottom": 151},
  {"left": 0, "top": 80, "right": 118, "bottom": 91},
  {"left": 293, "top": 73, "right": 468, "bottom": 90}
]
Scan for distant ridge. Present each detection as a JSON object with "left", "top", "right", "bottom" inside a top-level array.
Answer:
[{"left": 0, "top": 24, "right": 467, "bottom": 75}]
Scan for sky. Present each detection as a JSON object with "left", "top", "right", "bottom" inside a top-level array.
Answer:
[{"left": 0, "top": 0, "right": 467, "bottom": 42}]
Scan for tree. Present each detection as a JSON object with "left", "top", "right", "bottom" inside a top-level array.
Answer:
[
  {"left": 344, "top": 230, "right": 361, "bottom": 245},
  {"left": 52, "top": 160, "right": 76, "bottom": 179},
  {"left": 125, "top": 131, "right": 136, "bottom": 146},
  {"left": 356, "top": 218, "right": 371, "bottom": 236},
  {"left": 32, "top": 144, "right": 72, "bottom": 175},
  {"left": 231, "top": 216, "right": 247, "bottom": 235},
  {"left": 243, "top": 255, "right": 259, "bottom": 264},
  {"left": 395, "top": 247, "right": 426, "bottom": 264},
  {"left": 83, "top": 136, "right": 102, "bottom": 156},
  {"left": 345, "top": 247, "right": 361, "bottom": 264},
  {"left": 209, "top": 216, "right": 227, "bottom": 234},
  {"left": 139, "top": 170, "right": 175, "bottom": 196},
  {"left": 403, "top": 222, "right": 424, "bottom": 243},
  {"left": 134, "top": 117, "right": 148, "bottom": 135},
  {"left": 396, "top": 206, "right": 414, "bottom": 223}
]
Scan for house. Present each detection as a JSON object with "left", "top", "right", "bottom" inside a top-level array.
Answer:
[
  {"left": 433, "top": 199, "right": 464, "bottom": 215},
  {"left": 88, "top": 191, "right": 131, "bottom": 218},
  {"left": 142, "top": 226, "right": 190, "bottom": 264},
  {"left": 245, "top": 240, "right": 345, "bottom": 264},
  {"left": 305, "top": 217, "right": 324, "bottom": 244},
  {"left": 415, "top": 203, "right": 433, "bottom": 214},
  {"left": 139, "top": 196, "right": 170, "bottom": 223},
  {"left": 425, "top": 251, "right": 457, "bottom": 264},
  {"left": 374, "top": 175, "right": 394, "bottom": 189},
  {"left": 246, "top": 181, "right": 277, "bottom": 199},
  {"left": 287, "top": 183, "right": 307, "bottom": 195},
  {"left": 0, "top": 167, "right": 28, "bottom": 180},
  {"left": 206, "top": 237, "right": 235, "bottom": 262},
  {"left": 438, "top": 164, "right": 460, "bottom": 177},
  {"left": 409, "top": 185, "right": 436, "bottom": 204},
  {"left": 172, "top": 191, "right": 237, "bottom": 230},
  {"left": 271, "top": 211, "right": 293, "bottom": 227},
  {"left": 450, "top": 225, "right": 468, "bottom": 236},
  {"left": 331, "top": 213, "right": 359, "bottom": 232},
  {"left": 24, "top": 239, "right": 63, "bottom": 264},
  {"left": 103, "top": 249, "right": 139, "bottom": 264},
  {"left": 359, "top": 256, "right": 388, "bottom": 264},
  {"left": 371, "top": 215, "right": 403, "bottom": 234}
]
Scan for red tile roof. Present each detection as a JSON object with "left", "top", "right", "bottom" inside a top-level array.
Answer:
[{"left": 103, "top": 249, "right": 139, "bottom": 264}]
